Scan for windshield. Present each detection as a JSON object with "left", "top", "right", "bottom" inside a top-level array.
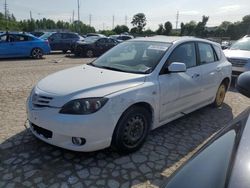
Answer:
[
  {"left": 91, "top": 41, "right": 171, "bottom": 74},
  {"left": 230, "top": 37, "right": 250, "bottom": 51},
  {"left": 39, "top": 32, "right": 54, "bottom": 40}
]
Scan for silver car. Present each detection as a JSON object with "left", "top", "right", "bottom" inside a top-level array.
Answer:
[{"left": 224, "top": 36, "right": 250, "bottom": 77}]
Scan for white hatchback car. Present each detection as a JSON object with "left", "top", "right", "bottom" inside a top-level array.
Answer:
[{"left": 27, "top": 36, "right": 232, "bottom": 153}]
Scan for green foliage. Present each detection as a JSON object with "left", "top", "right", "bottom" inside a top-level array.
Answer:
[
  {"left": 113, "top": 25, "right": 129, "bottom": 34},
  {"left": 131, "top": 13, "right": 147, "bottom": 34},
  {"left": 164, "top": 21, "right": 172, "bottom": 35},
  {"left": 99, "top": 30, "right": 116, "bottom": 36},
  {"left": 156, "top": 24, "right": 164, "bottom": 35}
]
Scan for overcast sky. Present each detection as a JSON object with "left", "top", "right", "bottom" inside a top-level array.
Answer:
[{"left": 1, "top": 0, "right": 250, "bottom": 30}]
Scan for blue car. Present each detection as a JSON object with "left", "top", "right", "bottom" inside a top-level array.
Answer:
[{"left": 0, "top": 32, "right": 51, "bottom": 59}]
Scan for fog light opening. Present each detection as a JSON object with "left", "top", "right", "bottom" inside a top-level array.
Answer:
[{"left": 72, "top": 137, "right": 86, "bottom": 146}]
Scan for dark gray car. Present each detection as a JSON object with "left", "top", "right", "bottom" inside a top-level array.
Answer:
[
  {"left": 40, "top": 32, "right": 84, "bottom": 53},
  {"left": 163, "top": 71, "right": 250, "bottom": 188}
]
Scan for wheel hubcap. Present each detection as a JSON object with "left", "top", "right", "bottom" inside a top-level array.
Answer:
[
  {"left": 86, "top": 50, "right": 93, "bottom": 57},
  {"left": 216, "top": 85, "right": 226, "bottom": 105},
  {"left": 33, "top": 49, "right": 42, "bottom": 58},
  {"left": 123, "top": 115, "right": 145, "bottom": 147}
]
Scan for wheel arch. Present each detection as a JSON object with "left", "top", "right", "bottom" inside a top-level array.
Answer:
[{"left": 221, "top": 77, "right": 231, "bottom": 90}]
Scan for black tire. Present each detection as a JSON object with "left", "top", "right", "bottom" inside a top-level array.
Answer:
[
  {"left": 62, "top": 50, "right": 68, "bottom": 54},
  {"left": 86, "top": 49, "right": 94, "bottom": 58},
  {"left": 31, "top": 48, "right": 43, "bottom": 59},
  {"left": 111, "top": 106, "right": 151, "bottom": 153},
  {"left": 212, "top": 83, "right": 227, "bottom": 107}
]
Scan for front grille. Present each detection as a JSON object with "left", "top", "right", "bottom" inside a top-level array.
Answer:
[
  {"left": 32, "top": 94, "right": 53, "bottom": 108},
  {"left": 31, "top": 123, "right": 53, "bottom": 139},
  {"left": 227, "top": 58, "right": 248, "bottom": 67}
]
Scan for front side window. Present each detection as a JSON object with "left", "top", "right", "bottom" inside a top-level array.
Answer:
[
  {"left": 168, "top": 42, "right": 197, "bottom": 68},
  {"left": 91, "top": 41, "right": 171, "bottom": 74},
  {"left": 198, "top": 43, "right": 216, "bottom": 64}
]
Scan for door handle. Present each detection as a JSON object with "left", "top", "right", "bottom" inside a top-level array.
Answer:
[{"left": 192, "top": 73, "right": 200, "bottom": 78}]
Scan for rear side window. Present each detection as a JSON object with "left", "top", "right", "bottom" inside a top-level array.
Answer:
[
  {"left": 51, "top": 33, "right": 62, "bottom": 40},
  {"left": 198, "top": 43, "right": 218, "bottom": 64},
  {"left": 168, "top": 42, "right": 197, "bottom": 68},
  {"left": 63, "top": 33, "right": 78, "bottom": 39},
  {"left": 0, "top": 34, "right": 7, "bottom": 42}
]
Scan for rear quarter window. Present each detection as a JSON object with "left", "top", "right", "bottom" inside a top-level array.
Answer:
[{"left": 213, "top": 45, "right": 222, "bottom": 60}]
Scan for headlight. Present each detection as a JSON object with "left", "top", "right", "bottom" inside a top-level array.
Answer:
[{"left": 59, "top": 98, "right": 108, "bottom": 115}]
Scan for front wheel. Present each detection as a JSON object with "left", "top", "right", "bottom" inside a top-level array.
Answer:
[
  {"left": 31, "top": 48, "right": 43, "bottom": 59},
  {"left": 212, "top": 83, "right": 227, "bottom": 107},
  {"left": 112, "top": 106, "right": 151, "bottom": 153}
]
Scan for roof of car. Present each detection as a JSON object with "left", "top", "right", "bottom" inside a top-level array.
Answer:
[{"left": 131, "top": 35, "right": 216, "bottom": 45}]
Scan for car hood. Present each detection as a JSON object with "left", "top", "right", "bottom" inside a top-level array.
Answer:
[
  {"left": 224, "top": 49, "right": 250, "bottom": 59},
  {"left": 37, "top": 64, "right": 146, "bottom": 98}
]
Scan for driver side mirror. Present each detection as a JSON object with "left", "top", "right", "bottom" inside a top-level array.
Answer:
[
  {"left": 236, "top": 72, "right": 250, "bottom": 98},
  {"left": 168, "top": 62, "right": 187, "bottom": 73}
]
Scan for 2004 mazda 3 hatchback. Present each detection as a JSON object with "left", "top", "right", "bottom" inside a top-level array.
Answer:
[{"left": 26, "top": 36, "right": 232, "bottom": 153}]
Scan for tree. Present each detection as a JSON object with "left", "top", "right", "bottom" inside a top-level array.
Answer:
[
  {"left": 113, "top": 25, "right": 129, "bottom": 34},
  {"left": 164, "top": 21, "right": 172, "bottom": 35},
  {"left": 156, "top": 24, "right": 164, "bottom": 35},
  {"left": 131, "top": 13, "right": 146, "bottom": 34},
  {"left": 195, "top": 16, "right": 209, "bottom": 37}
]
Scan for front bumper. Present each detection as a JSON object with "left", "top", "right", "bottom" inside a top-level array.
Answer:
[{"left": 26, "top": 96, "right": 118, "bottom": 152}]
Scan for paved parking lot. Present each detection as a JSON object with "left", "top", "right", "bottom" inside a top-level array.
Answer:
[{"left": 0, "top": 54, "right": 250, "bottom": 188}]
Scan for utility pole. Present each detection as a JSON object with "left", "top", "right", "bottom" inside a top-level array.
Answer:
[
  {"left": 4, "top": 0, "right": 8, "bottom": 30},
  {"left": 30, "top": 11, "right": 33, "bottom": 20},
  {"left": 112, "top": 15, "right": 115, "bottom": 30},
  {"left": 72, "top": 10, "right": 75, "bottom": 22},
  {"left": 176, "top": 11, "right": 179, "bottom": 30},
  {"left": 89, "top": 14, "right": 92, "bottom": 26},
  {"left": 125, "top": 15, "right": 128, "bottom": 26},
  {"left": 77, "top": 0, "right": 80, "bottom": 22}
]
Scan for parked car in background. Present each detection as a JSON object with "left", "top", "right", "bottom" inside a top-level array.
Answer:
[
  {"left": 86, "top": 33, "right": 106, "bottom": 38},
  {"left": 74, "top": 36, "right": 119, "bottom": 57},
  {"left": 224, "top": 36, "right": 250, "bottom": 77},
  {"left": 30, "top": 31, "right": 45, "bottom": 37},
  {"left": 163, "top": 71, "right": 250, "bottom": 188},
  {"left": 39, "top": 32, "right": 84, "bottom": 53},
  {"left": 26, "top": 36, "right": 231, "bottom": 153},
  {"left": 0, "top": 32, "right": 50, "bottom": 59},
  {"left": 110, "top": 34, "right": 134, "bottom": 42}
]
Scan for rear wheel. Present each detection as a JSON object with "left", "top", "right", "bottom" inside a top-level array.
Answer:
[
  {"left": 213, "top": 83, "right": 227, "bottom": 107},
  {"left": 31, "top": 48, "right": 43, "bottom": 59},
  {"left": 112, "top": 106, "right": 151, "bottom": 153}
]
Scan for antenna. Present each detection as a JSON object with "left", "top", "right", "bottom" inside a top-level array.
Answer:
[{"left": 176, "top": 11, "right": 179, "bottom": 30}]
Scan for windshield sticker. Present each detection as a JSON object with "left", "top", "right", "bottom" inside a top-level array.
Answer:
[{"left": 148, "top": 45, "right": 169, "bottom": 51}]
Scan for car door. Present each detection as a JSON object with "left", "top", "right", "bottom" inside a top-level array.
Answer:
[
  {"left": 197, "top": 42, "right": 222, "bottom": 100},
  {"left": 95, "top": 38, "right": 108, "bottom": 55},
  {"left": 48, "top": 33, "right": 62, "bottom": 50},
  {"left": 0, "top": 34, "right": 11, "bottom": 57},
  {"left": 158, "top": 42, "right": 203, "bottom": 123},
  {"left": 11, "top": 34, "right": 33, "bottom": 56}
]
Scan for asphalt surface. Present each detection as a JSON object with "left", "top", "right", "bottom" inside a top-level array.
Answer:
[{"left": 0, "top": 53, "right": 250, "bottom": 188}]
